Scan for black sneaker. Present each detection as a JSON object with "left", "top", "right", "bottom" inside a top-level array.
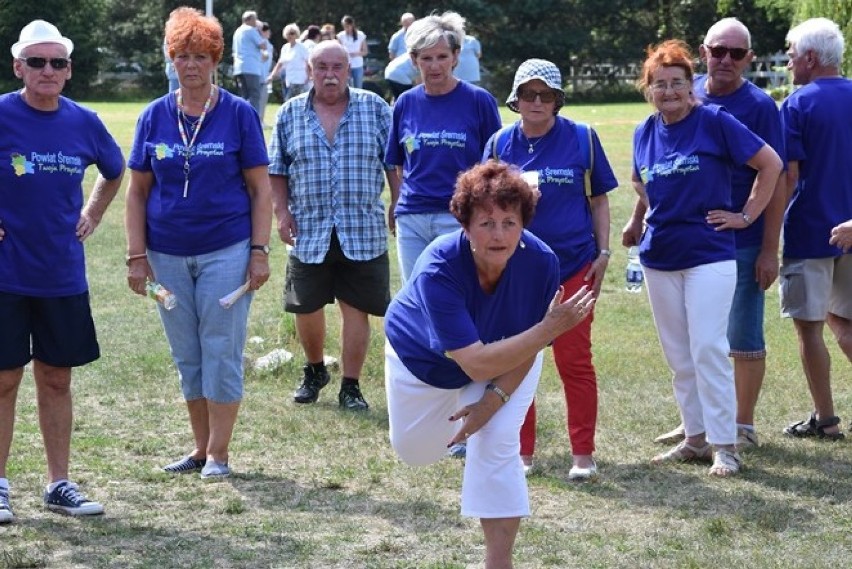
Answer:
[
  {"left": 0, "top": 487, "right": 13, "bottom": 524},
  {"left": 44, "top": 481, "right": 104, "bottom": 516},
  {"left": 339, "top": 383, "right": 369, "bottom": 411},
  {"left": 293, "top": 364, "right": 330, "bottom": 404}
]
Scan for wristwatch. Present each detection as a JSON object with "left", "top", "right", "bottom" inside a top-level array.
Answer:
[
  {"left": 250, "top": 244, "right": 270, "bottom": 255},
  {"left": 741, "top": 212, "right": 753, "bottom": 226},
  {"left": 599, "top": 248, "right": 612, "bottom": 257},
  {"left": 486, "top": 383, "right": 510, "bottom": 404}
]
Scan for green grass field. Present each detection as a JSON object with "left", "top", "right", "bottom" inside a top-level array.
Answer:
[{"left": 1, "top": 100, "right": 851, "bottom": 569}]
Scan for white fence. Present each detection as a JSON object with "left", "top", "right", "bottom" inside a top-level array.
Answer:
[{"left": 562, "top": 52, "right": 790, "bottom": 93}]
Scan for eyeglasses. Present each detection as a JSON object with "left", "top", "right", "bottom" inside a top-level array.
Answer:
[
  {"left": 517, "top": 88, "right": 558, "bottom": 103},
  {"left": 705, "top": 45, "right": 750, "bottom": 61},
  {"left": 650, "top": 79, "right": 690, "bottom": 92},
  {"left": 17, "top": 57, "right": 70, "bottom": 70}
]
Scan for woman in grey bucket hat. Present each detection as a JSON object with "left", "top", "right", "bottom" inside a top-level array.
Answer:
[{"left": 490, "top": 58, "right": 619, "bottom": 482}]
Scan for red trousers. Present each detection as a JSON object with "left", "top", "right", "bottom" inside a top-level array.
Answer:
[{"left": 520, "top": 264, "right": 598, "bottom": 456}]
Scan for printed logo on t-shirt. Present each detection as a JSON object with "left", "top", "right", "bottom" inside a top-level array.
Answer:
[
  {"left": 155, "top": 143, "right": 176, "bottom": 160},
  {"left": 404, "top": 130, "right": 467, "bottom": 154},
  {"left": 10, "top": 153, "right": 35, "bottom": 176},
  {"left": 154, "top": 142, "right": 226, "bottom": 160},
  {"left": 9, "top": 151, "right": 83, "bottom": 176},
  {"left": 541, "top": 167, "right": 577, "bottom": 186},
  {"left": 640, "top": 154, "right": 700, "bottom": 184}
]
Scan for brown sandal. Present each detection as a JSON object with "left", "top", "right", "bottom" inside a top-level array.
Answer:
[{"left": 651, "top": 440, "right": 712, "bottom": 464}]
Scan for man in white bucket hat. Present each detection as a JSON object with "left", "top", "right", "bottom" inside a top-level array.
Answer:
[{"left": 0, "top": 20, "right": 125, "bottom": 523}]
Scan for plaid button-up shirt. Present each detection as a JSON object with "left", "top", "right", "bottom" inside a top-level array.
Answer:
[{"left": 269, "top": 88, "right": 392, "bottom": 263}]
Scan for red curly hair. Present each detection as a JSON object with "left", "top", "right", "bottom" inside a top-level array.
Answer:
[
  {"left": 450, "top": 161, "right": 538, "bottom": 229},
  {"left": 637, "top": 39, "right": 694, "bottom": 96},
  {"left": 165, "top": 7, "right": 224, "bottom": 63}
]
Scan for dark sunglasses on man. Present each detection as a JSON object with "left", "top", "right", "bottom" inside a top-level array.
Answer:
[
  {"left": 705, "top": 45, "right": 750, "bottom": 61},
  {"left": 17, "top": 57, "right": 70, "bottom": 70}
]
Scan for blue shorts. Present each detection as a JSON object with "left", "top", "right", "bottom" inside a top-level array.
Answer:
[
  {"left": 147, "top": 240, "right": 252, "bottom": 404},
  {"left": 0, "top": 292, "right": 99, "bottom": 369},
  {"left": 727, "top": 246, "right": 765, "bottom": 359}
]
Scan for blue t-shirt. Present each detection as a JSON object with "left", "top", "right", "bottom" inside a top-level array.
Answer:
[
  {"left": 632, "top": 104, "right": 765, "bottom": 271},
  {"left": 780, "top": 77, "right": 852, "bottom": 259},
  {"left": 128, "top": 88, "right": 269, "bottom": 256},
  {"left": 385, "top": 81, "right": 501, "bottom": 216},
  {"left": 0, "top": 93, "right": 124, "bottom": 296},
  {"left": 385, "top": 229, "right": 560, "bottom": 389},
  {"left": 694, "top": 75, "right": 785, "bottom": 249},
  {"left": 485, "top": 118, "right": 619, "bottom": 281}
]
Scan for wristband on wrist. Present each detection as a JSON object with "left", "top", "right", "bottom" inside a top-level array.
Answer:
[
  {"left": 486, "top": 383, "right": 510, "bottom": 404},
  {"left": 125, "top": 253, "right": 147, "bottom": 266}
]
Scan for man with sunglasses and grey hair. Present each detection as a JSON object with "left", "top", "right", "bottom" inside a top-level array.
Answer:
[
  {"left": 653, "top": 17, "right": 785, "bottom": 450},
  {"left": 0, "top": 20, "right": 124, "bottom": 523}
]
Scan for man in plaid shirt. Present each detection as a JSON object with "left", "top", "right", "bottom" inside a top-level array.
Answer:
[{"left": 269, "top": 41, "right": 400, "bottom": 411}]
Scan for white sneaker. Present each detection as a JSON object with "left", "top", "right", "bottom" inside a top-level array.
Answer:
[{"left": 200, "top": 460, "right": 231, "bottom": 479}]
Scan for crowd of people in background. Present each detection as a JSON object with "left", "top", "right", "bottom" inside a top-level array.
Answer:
[{"left": 3, "top": 8, "right": 852, "bottom": 569}]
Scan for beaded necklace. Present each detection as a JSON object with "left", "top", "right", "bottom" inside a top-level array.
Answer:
[{"left": 176, "top": 85, "right": 215, "bottom": 198}]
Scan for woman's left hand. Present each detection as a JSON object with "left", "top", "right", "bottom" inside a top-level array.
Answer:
[
  {"left": 584, "top": 255, "right": 609, "bottom": 297},
  {"left": 246, "top": 253, "right": 270, "bottom": 291},
  {"left": 446, "top": 393, "right": 503, "bottom": 446},
  {"left": 706, "top": 209, "right": 750, "bottom": 231}
]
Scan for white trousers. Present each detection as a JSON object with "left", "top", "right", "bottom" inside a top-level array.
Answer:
[
  {"left": 644, "top": 261, "right": 737, "bottom": 445},
  {"left": 385, "top": 342, "right": 542, "bottom": 518}
]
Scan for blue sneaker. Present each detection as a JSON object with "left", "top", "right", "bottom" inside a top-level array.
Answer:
[
  {"left": 0, "top": 487, "right": 13, "bottom": 523},
  {"left": 200, "top": 460, "right": 230, "bottom": 479},
  {"left": 163, "top": 455, "right": 206, "bottom": 473},
  {"left": 44, "top": 481, "right": 104, "bottom": 516}
]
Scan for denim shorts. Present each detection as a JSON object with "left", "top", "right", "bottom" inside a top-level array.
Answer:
[
  {"left": 0, "top": 292, "right": 99, "bottom": 369},
  {"left": 727, "top": 246, "right": 766, "bottom": 358},
  {"left": 147, "top": 239, "right": 252, "bottom": 403}
]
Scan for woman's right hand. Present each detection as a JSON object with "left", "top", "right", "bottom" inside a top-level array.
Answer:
[
  {"left": 127, "top": 258, "right": 154, "bottom": 297},
  {"left": 621, "top": 218, "right": 642, "bottom": 247}
]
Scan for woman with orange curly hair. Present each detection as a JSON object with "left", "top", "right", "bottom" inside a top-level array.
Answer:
[
  {"left": 621, "top": 40, "right": 781, "bottom": 477},
  {"left": 125, "top": 7, "right": 272, "bottom": 479}
]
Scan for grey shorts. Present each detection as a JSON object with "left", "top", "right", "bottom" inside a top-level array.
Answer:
[{"left": 780, "top": 255, "right": 852, "bottom": 321}]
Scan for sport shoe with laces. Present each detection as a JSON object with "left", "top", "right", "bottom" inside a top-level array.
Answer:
[
  {"left": 163, "top": 455, "right": 206, "bottom": 473},
  {"left": 44, "top": 481, "right": 104, "bottom": 516},
  {"left": 293, "top": 364, "right": 330, "bottom": 404},
  {"left": 338, "top": 383, "right": 369, "bottom": 411},
  {"left": 0, "top": 487, "right": 13, "bottom": 523}
]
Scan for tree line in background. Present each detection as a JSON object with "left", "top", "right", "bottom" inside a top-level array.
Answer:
[{"left": 0, "top": 0, "right": 849, "bottom": 101}]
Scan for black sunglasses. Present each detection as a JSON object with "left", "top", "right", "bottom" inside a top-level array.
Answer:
[
  {"left": 517, "top": 88, "right": 558, "bottom": 104},
  {"left": 18, "top": 57, "right": 70, "bottom": 70},
  {"left": 706, "top": 45, "right": 749, "bottom": 61}
]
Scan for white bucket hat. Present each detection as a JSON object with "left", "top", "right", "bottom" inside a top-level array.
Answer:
[
  {"left": 506, "top": 58, "right": 564, "bottom": 114},
  {"left": 11, "top": 20, "right": 74, "bottom": 59}
]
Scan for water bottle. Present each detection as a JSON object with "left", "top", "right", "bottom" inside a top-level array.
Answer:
[
  {"left": 146, "top": 280, "right": 177, "bottom": 310},
  {"left": 625, "top": 246, "right": 644, "bottom": 293}
]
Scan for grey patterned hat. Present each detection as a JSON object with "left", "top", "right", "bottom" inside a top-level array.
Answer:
[{"left": 506, "top": 58, "right": 564, "bottom": 114}]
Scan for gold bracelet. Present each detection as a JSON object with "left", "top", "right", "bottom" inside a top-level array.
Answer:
[{"left": 125, "top": 253, "right": 147, "bottom": 266}]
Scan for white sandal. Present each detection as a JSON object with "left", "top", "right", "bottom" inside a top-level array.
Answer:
[{"left": 709, "top": 449, "right": 742, "bottom": 477}]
